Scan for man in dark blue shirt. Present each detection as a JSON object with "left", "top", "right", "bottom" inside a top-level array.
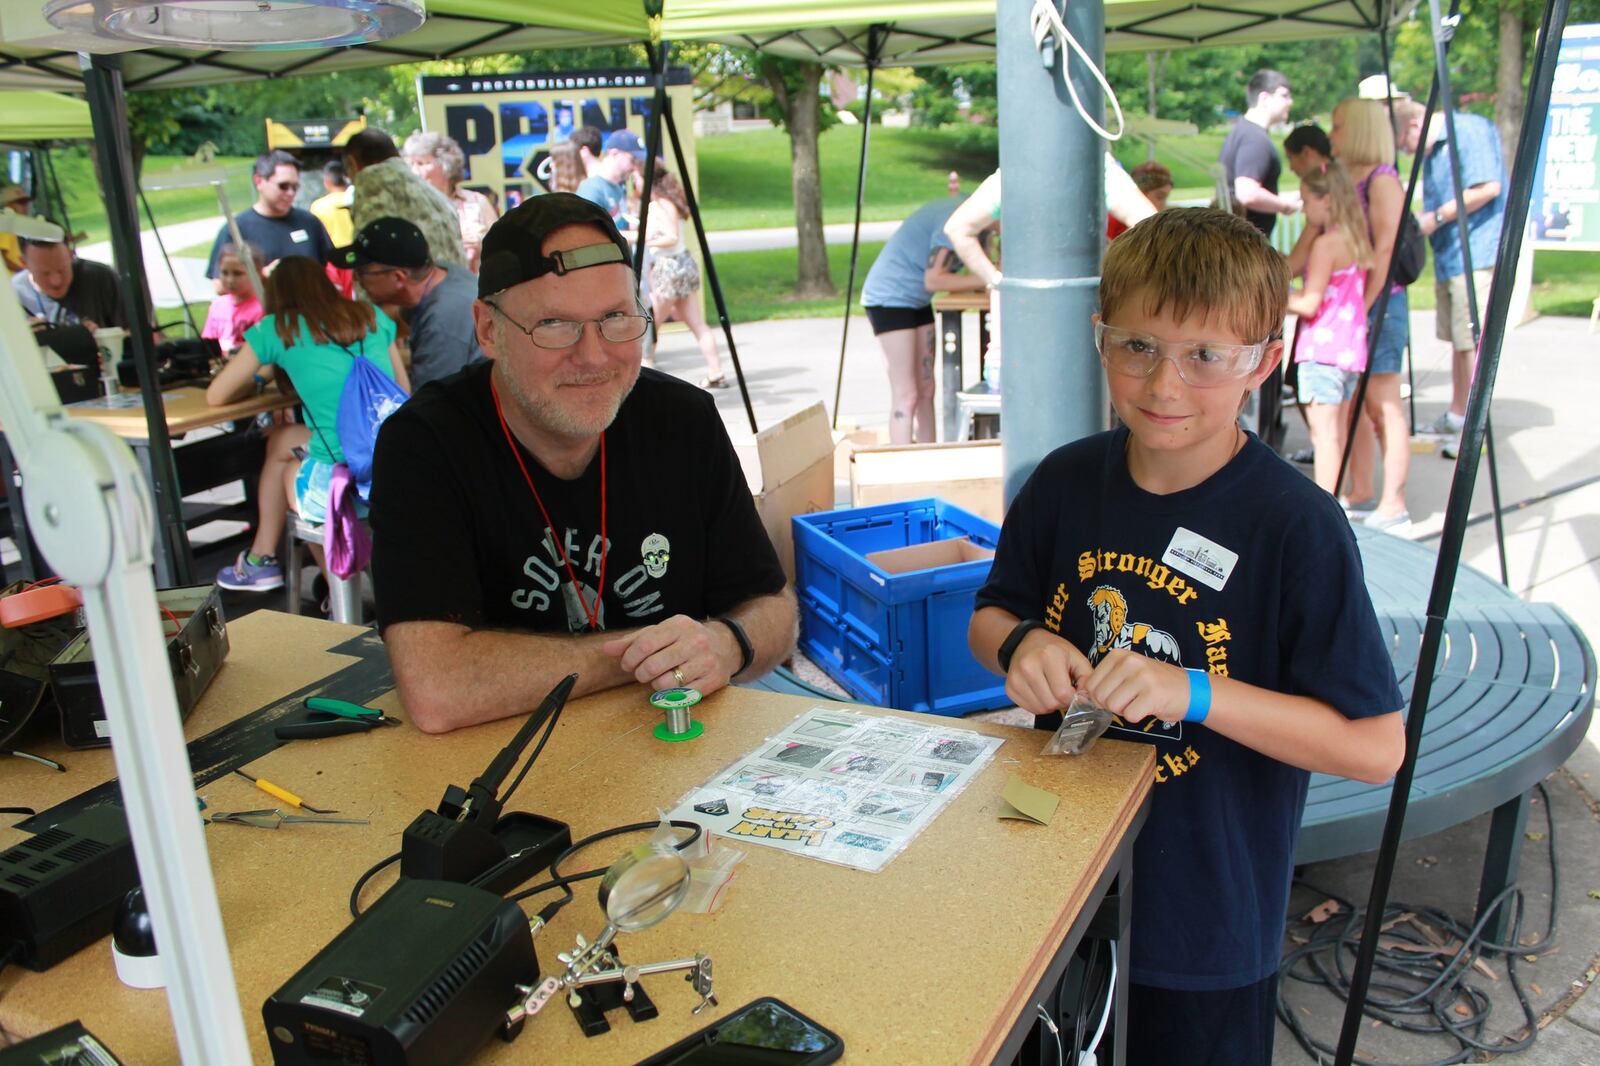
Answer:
[{"left": 205, "top": 151, "right": 334, "bottom": 290}]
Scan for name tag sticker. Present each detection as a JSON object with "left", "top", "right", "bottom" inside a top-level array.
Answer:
[
  {"left": 290, "top": 229, "right": 309, "bottom": 243},
  {"left": 1162, "top": 527, "right": 1238, "bottom": 592}
]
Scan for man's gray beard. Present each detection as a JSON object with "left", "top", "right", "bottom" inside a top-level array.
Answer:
[{"left": 493, "top": 357, "right": 640, "bottom": 442}]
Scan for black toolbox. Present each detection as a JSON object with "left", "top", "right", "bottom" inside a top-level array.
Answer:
[{"left": 48, "top": 584, "right": 229, "bottom": 749}]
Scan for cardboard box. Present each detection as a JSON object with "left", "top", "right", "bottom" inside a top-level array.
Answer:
[
  {"left": 866, "top": 536, "right": 995, "bottom": 574},
  {"left": 749, "top": 402, "right": 835, "bottom": 585},
  {"left": 850, "top": 440, "right": 1004, "bottom": 525}
]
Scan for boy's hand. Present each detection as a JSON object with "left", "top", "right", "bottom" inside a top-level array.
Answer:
[
  {"left": 1083, "top": 650, "right": 1190, "bottom": 725},
  {"left": 1006, "top": 629, "right": 1092, "bottom": 716}
]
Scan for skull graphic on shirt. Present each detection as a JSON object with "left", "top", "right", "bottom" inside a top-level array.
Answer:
[{"left": 641, "top": 533, "right": 671, "bottom": 579}]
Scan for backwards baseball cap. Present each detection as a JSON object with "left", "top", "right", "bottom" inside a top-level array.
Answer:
[
  {"left": 477, "top": 192, "right": 631, "bottom": 299},
  {"left": 602, "top": 128, "right": 647, "bottom": 163},
  {"left": 336, "top": 216, "right": 430, "bottom": 271}
]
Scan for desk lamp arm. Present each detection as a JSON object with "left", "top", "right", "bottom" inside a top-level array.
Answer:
[{"left": 0, "top": 263, "right": 252, "bottom": 1063}]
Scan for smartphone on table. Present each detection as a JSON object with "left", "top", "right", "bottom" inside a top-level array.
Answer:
[{"left": 635, "top": 997, "right": 843, "bottom": 1065}]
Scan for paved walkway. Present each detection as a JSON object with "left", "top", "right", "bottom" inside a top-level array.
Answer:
[{"left": 646, "top": 307, "right": 1600, "bottom": 1064}]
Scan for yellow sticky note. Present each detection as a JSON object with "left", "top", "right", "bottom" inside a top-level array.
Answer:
[{"left": 998, "top": 774, "right": 1059, "bottom": 826}]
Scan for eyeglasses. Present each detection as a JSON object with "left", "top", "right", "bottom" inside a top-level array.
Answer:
[
  {"left": 486, "top": 302, "right": 651, "bottom": 349},
  {"left": 1094, "top": 322, "right": 1270, "bottom": 387},
  {"left": 274, "top": 181, "right": 300, "bottom": 192}
]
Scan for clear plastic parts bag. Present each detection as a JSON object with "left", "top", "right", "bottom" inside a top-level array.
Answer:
[{"left": 1042, "top": 692, "right": 1115, "bottom": 755}]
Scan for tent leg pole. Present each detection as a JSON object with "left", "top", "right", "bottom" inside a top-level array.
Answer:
[
  {"left": 82, "top": 54, "right": 191, "bottom": 588},
  {"left": 1426, "top": 0, "right": 1509, "bottom": 584},
  {"left": 661, "top": 97, "right": 758, "bottom": 434},
  {"left": 1330, "top": 0, "right": 1568, "bottom": 1060},
  {"left": 831, "top": 28, "right": 883, "bottom": 431},
  {"left": 139, "top": 187, "right": 198, "bottom": 337},
  {"left": 636, "top": 42, "right": 666, "bottom": 281}
]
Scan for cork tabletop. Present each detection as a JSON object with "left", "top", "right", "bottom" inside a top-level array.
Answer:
[
  {"left": 0, "top": 611, "right": 1153, "bottom": 1064},
  {"left": 932, "top": 292, "right": 993, "bottom": 312},
  {"left": 63, "top": 385, "right": 297, "bottom": 441}
]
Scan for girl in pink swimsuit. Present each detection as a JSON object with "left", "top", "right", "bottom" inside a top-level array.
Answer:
[{"left": 1286, "top": 161, "right": 1372, "bottom": 500}]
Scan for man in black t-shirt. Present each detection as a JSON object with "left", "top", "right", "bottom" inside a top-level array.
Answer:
[
  {"left": 12, "top": 233, "right": 126, "bottom": 330},
  {"left": 369, "top": 194, "right": 795, "bottom": 734},
  {"left": 204, "top": 151, "right": 333, "bottom": 288},
  {"left": 1219, "top": 69, "right": 1301, "bottom": 237}
]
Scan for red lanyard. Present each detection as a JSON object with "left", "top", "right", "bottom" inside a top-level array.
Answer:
[{"left": 489, "top": 376, "right": 607, "bottom": 631}]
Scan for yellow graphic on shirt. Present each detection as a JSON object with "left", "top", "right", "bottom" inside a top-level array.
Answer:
[
  {"left": 1087, "top": 586, "right": 1184, "bottom": 666},
  {"left": 1086, "top": 585, "right": 1184, "bottom": 740}
]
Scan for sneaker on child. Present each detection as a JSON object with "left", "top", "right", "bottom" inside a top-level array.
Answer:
[{"left": 217, "top": 551, "right": 284, "bottom": 592}]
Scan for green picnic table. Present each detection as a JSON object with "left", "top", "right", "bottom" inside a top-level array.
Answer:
[{"left": 1297, "top": 526, "right": 1595, "bottom": 939}]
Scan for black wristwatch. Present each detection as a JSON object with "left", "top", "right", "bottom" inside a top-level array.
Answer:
[
  {"left": 997, "top": 619, "right": 1046, "bottom": 673},
  {"left": 715, "top": 616, "right": 755, "bottom": 676}
]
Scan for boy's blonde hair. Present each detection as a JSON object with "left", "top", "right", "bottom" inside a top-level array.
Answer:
[
  {"left": 1100, "top": 208, "right": 1288, "bottom": 343},
  {"left": 1299, "top": 159, "right": 1373, "bottom": 270},
  {"left": 1332, "top": 98, "right": 1397, "bottom": 167}
]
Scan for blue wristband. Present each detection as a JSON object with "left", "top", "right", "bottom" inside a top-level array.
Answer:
[{"left": 1184, "top": 668, "right": 1212, "bottom": 723}]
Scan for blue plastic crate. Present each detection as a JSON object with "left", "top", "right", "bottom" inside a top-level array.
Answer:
[{"left": 792, "top": 498, "right": 1007, "bottom": 716}]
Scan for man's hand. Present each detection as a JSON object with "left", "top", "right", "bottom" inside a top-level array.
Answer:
[
  {"left": 1416, "top": 210, "right": 1438, "bottom": 238},
  {"left": 1280, "top": 190, "right": 1302, "bottom": 216},
  {"left": 602, "top": 614, "right": 739, "bottom": 695},
  {"left": 1005, "top": 629, "right": 1092, "bottom": 716},
  {"left": 1082, "top": 649, "right": 1189, "bottom": 725}
]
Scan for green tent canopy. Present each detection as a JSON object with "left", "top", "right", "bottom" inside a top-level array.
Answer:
[
  {"left": 0, "top": 0, "right": 1407, "bottom": 90},
  {"left": 0, "top": 90, "right": 91, "bottom": 141}
]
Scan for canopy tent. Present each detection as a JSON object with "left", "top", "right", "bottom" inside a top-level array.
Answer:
[
  {"left": 0, "top": 0, "right": 1411, "bottom": 91},
  {"left": 0, "top": 89, "right": 91, "bottom": 141}
]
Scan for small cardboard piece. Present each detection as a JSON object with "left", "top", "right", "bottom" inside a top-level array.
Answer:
[
  {"left": 998, "top": 774, "right": 1060, "bottom": 826},
  {"left": 751, "top": 403, "right": 835, "bottom": 585},
  {"left": 866, "top": 536, "right": 994, "bottom": 575},
  {"left": 851, "top": 441, "right": 1004, "bottom": 525}
]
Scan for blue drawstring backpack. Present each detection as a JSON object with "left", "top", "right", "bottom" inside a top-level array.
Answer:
[{"left": 334, "top": 334, "right": 408, "bottom": 501}]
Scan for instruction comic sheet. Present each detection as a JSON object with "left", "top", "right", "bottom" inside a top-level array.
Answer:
[{"left": 670, "top": 708, "right": 1002, "bottom": 872}]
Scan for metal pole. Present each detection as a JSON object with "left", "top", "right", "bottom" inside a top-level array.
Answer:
[
  {"left": 661, "top": 94, "right": 759, "bottom": 434},
  {"left": 636, "top": 42, "right": 666, "bottom": 280},
  {"left": 997, "top": 0, "right": 1105, "bottom": 502},
  {"left": 1427, "top": 0, "right": 1512, "bottom": 585},
  {"left": 82, "top": 53, "right": 192, "bottom": 588},
  {"left": 831, "top": 26, "right": 883, "bottom": 430},
  {"left": 138, "top": 186, "right": 199, "bottom": 337},
  {"left": 1331, "top": 0, "right": 1568, "bottom": 1060}
]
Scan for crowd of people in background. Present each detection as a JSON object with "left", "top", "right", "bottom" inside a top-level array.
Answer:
[
  {"left": 0, "top": 76, "right": 1508, "bottom": 603},
  {"left": 1215, "top": 67, "right": 1507, "bottom": 533}
]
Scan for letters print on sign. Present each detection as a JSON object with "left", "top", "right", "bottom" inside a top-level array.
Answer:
[{"left": 669, "top": 708, "right": 1002, "bottom": 872}]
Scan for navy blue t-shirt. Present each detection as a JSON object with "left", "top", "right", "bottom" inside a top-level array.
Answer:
[{"left": 975, "top": 428, "right": 1403, "bottom": 991}]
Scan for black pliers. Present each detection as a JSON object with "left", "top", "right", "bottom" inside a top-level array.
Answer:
[{"left": 275, "top": 697, "right": 401, "bottom": 740}]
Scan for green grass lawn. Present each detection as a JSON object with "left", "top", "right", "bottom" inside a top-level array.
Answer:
[
  {"left": 696, "top": 125, "right": 997, "bottom": 231},
  {"left": 46, "top": 148, "right": 255, "bottom": 248},
  {"left": 38, "top": 130, "right": 1599, "bottom": 325},
  {"left": 714, "top": 241, "right": 885, "bottom": 323}
]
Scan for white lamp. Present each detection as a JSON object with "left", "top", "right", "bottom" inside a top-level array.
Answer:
[{"left": 43, "top": 0, "right": 425, "bottom": 50}]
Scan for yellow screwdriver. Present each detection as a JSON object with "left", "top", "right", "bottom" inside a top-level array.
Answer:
[{"left": 233, "top": 769, "right": 338, "bottom": 814}]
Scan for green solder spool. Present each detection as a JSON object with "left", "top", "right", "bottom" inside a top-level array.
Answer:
[{"left": 650, "top": 687, "right": 704, "bottom": 742}]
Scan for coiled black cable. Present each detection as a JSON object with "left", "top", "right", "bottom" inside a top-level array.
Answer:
[{"left": 1277, "top": 782, "right": 1558, "bottom": 1065}]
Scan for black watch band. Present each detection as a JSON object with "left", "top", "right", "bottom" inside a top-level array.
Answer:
[
  {"left": 997, "top": 619, "right": 1046, "bottom": 673},
  {"left": 716, "top": 616, "right": 755, "bottom": 676}
]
